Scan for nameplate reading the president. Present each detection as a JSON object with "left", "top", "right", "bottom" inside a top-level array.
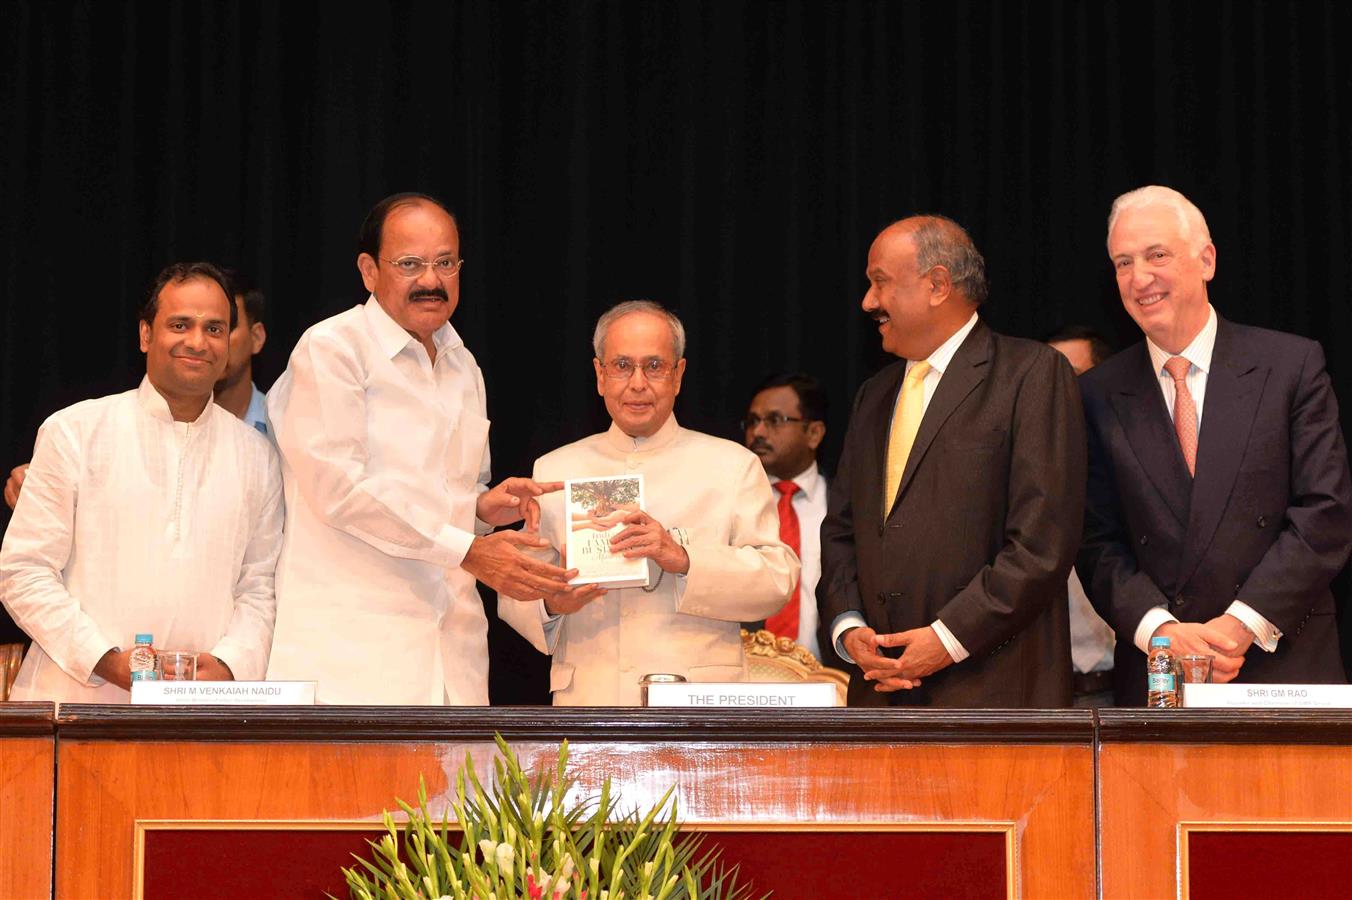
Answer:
[
  {"left": 130, "top": 680, "right": 317, "bottom": 706},
  {"left": 646, "top": 681, "right": 839, "bottom": 708}
]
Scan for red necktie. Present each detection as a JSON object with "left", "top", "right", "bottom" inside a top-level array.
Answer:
[
  {"left": 1163, "top": 356, "right": 1198, "bottom": 476},
  {"left": 764, "top": 480, "right": 801, "bottom": 640}
]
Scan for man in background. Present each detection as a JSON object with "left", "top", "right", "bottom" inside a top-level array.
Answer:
[
  {"left": 1046, "top": 325, "right": 1118, "bottom": 707},
  {"left": 0, "top": 262, "right": 282, "bottom": 700},
  {"left": 742, "top": 373, "right": 833, "bottom": 664}
]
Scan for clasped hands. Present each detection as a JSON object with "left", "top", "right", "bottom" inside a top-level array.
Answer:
[
  {"left": 842, "top": 625, "right": 955, "bottom": 692},
  {"left": 466, "top": 480, "right": 686, "bottom": 615},
  {"left": 1152, "top": 614, "right": 1254, "bottom": 683}
]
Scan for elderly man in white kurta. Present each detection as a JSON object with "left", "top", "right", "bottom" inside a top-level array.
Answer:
[
  {"left": 265, "top": 193, "right": 572, "bottom": 705},
  {"left": 499, "top": 301, "right": 799, "bottom": 705},
  {"left": 1, "top": 263, "right": 282, "bottom": 701}
]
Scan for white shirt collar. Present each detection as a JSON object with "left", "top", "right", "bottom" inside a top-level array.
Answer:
[
  {"left": 909, "top": 311, "right": 980, "bottom": 375},
  {"left": 783, "top": 460, "right": 821, "bottom": 495},
  {"left": 1146, "top": 304, "right": 1217, "bottom": 376},
  {"left": 362, "top": 294, "right": 462, "bottom": 361}
]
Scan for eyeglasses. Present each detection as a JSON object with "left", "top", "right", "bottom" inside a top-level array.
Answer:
[
  {"left": 741, "top": 413, "right": 807, "bottom": 430},
  {"left": 601, "top": 357, "right": 676, "bottom": 382},
  {"left": 380, "top": 255, "right": 465, "bottom": 278}
]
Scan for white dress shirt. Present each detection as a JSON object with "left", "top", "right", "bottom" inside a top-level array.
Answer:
[
  {"left": 1133, "top": 305, "right": 1281, "bottom": 654},
  {"left": 265, "top": 297, "right": 493, "bottom": 705},
  {"left": 773, "top": 461, "right": 827, "bottom": 660},
  {"left": 245, "top": 384, "right": 269, "bottom": 436},
  {"left": 0, "top": 377, "right": 283, "bottom": 701},
  {"left": 832, "top": 312, "right": 980, "bottom": 662}
]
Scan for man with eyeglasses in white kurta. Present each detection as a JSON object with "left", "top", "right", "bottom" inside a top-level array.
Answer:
[{"left": 265, "top": 192, "right": 573, "bottom": 705}]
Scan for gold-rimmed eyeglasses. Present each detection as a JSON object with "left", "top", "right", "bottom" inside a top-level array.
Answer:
[
  {"left": 380, "top": 255, "right": 465, "bottom": 278},
  {"left": 601, "top": 357, "right": 676, "bottom": 382}
]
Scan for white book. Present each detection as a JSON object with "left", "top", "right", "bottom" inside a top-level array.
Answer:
[{"left": 564, "top": 474, "right": 650, "bottom": 589}]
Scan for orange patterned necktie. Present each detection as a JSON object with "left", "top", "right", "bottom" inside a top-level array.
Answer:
[
  {"left": 1163, "top": 356, "right": 1197, "bottom": 476},
  {"left": 764, "top": 480, "right": 801, "bottom": 640}
]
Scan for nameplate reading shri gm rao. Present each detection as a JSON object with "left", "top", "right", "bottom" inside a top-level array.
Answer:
[
  {"left": 130, "top": 681, "right": 317, "bottom": 705},
  {"left": 646, "top": 682, "right": 839, "bottom": 708}
]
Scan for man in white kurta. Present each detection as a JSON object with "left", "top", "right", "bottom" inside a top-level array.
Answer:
[
  {"left": 265, "top": 193, "right": 570, "bottom": 705},
  {"left": 0, "top": 265, "right": 283, "bottom": 702},
  {"left": 265, "top": 297, "right": 495, "bottom": 704},
  {"left": 499, "top": 302, "right": 798, "bottom": 705}
]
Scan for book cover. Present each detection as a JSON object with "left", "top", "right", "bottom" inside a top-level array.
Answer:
[{"left": 564, "top": 474, "right": 650, "bottom": 589}]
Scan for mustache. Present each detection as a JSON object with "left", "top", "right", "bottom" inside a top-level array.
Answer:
[
  {"left": 409, "top": 287, "right": 449, "bottom": 303},
  {"left": 749, "top": 439, "right": 773, "bottom": 453}
]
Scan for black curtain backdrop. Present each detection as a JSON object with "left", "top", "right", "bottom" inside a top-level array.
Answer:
[{"left": 2, "top": 1, "right": 1349, "bottom": 701}]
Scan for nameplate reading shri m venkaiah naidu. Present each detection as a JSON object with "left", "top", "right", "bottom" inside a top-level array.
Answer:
[
  {"left": 130, "top": 681, "right": 317, "bottom": 705},
  {"left": 646, "top": 682, "right": 839, "bottom": 708}
]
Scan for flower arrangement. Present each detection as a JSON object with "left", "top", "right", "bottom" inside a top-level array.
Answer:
[{"left": 341, "top": 734, "right": 763, "bottom": 900}]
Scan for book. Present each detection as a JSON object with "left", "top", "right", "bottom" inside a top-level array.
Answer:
[{"left": 564, "top": 474, "right": 651, "bottom": 589}]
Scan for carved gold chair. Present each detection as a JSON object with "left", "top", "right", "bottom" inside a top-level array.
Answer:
[
  {"left": 740, "top": 628, "right": 849, "bottom": 706},
  {"left": 0, "top": 643, "right": 24, "bottom": 701}
]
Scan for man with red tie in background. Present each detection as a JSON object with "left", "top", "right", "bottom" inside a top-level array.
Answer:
[
  {"left": 1078, "top": 185, "right": 1352, "bottom": 704},
  {"left": 742, "top": 373, "right": 834, "bottom": 664}
]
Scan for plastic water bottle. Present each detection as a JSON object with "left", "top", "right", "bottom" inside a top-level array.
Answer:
[
  {"left": 1146, "top": 635, "right": 1178, "bottom": 708},
  {"left": 129, "top": 633, "right": 158, "bottom": 682}
]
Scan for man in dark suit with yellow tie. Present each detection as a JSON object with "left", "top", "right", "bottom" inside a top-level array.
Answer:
[
  {"left": 819, "top": 216, "right": 1086, "bottom": 707},
  {"left": 1078, "top": 185, "right": 1352, "bottom": 705}
]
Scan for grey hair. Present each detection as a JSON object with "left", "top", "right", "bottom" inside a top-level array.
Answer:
[
  {"left": 906, "top": 216, "right": 989, "bottom": 304},
  {"left": 592, "top": 300, "right": 687, "bottom": 361},
  {"left": 1107, "top": 185, "right": 1212, "bottom": 254}
]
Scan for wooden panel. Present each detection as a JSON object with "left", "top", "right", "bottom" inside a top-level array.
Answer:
[
  {"left": 1099, "top": 743, "right": 1352, "bottom": 899},
  {"left": 57, "top": 735, "right": 1094, "bottom": 899},
  {"left": 0, "top": 703, "right": 56, "bottom": 900}
]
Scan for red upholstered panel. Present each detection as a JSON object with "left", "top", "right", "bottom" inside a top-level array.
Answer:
[
  {"left": 1188, "top": 831, "right": 1352, "bottom": 900},
  {"left": 142, "top": 827, "right": 1007, "bottom": 899}
]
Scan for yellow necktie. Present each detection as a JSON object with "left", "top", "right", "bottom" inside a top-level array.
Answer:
[{"left": 884, "top": 361, "right": 931, "bottom": 511}]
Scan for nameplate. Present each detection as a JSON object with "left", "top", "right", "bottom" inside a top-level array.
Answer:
[
  {"left": 646, "top": 682, "right": 839, "bottom": 708},
  {"left": 130, "top": 681, "right": 317, "bottom": 705},
  {"left": 1183, "top": 683, "right": 1352, "bottom": 709}
]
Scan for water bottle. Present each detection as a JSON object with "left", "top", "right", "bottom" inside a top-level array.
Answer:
[
  {"left": 1146, "top": 635, "right": 1178, "bottom": 708},
  {"left": 129, "top": 633, "right": 158, "bottom": 682}
]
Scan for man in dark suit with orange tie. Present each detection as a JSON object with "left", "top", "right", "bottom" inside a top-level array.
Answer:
[
  {"left": 819, "top": 215, "right": 1086, "bottom": 707},
  {"left": 1078, "top": 185, "right": 1352, "bottom": 705}
]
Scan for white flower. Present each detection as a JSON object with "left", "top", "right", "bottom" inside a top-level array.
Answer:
[
  {"left": 495, "top": 841, "right": 515, "bottom": 880},
  {"left": 480, "top": 839, "right": 498, "bottom": 861}
]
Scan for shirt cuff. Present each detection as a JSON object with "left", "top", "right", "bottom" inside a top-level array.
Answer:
[
  {"left": 438, "top": 523, "right": 478, "bottom": 569},
  {"left": 1134, "top": 607, "right": 1179, "bottom": 654},
  {"left": 1226, "top": 600, "right": 1282, "bottom": 652},
  {"left": 831, "top": 611, "right": 869, "bottom": 663},
  {"left": 931, "top": 620, "right": 968, "bottom": 663}
]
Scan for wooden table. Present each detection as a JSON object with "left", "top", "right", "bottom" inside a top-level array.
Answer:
[{"left": 0, "top": 702, "right": 55, "bottom": 900}]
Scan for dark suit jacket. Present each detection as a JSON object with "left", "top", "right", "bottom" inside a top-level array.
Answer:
[
  {"left": 1078, "top": 318, "right": 1352, "bottom": 705},
  {"left": 819, "top": 320, "right": 1086, "bottom": 707}
]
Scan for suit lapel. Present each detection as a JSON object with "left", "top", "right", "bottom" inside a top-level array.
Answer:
[
  {"left": 1107, "top": 344, "right": 1193, "bottom": 528},
  {"left": 888, "top": 322, "right": 990, "bottom": 517},
  {"left": 1179, "top": 320, "right": 1265, "bottom": 584},
  {"left": 869, "top": 363, "right": 906, "bottom": 525}
]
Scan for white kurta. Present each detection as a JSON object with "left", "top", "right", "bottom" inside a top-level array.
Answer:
[
  {"left": 0, "top": 378, "right": 283, "bottom": 702},
  {"left": 498, "top": 415, "right": 799, "bottom": 705},
  {"left": 265, "top": 297, "right": 491, "bottom": 705}
]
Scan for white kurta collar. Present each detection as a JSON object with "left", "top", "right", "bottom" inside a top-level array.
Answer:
[
  {"left": 362, "top": 294, "right": 463, "bottom": 361},
  {"left": 605, "top": 413, "right": 681, "bottom": 454},
  {"left": 136, "top": 375, "right": 214, "bottom": 426}
]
